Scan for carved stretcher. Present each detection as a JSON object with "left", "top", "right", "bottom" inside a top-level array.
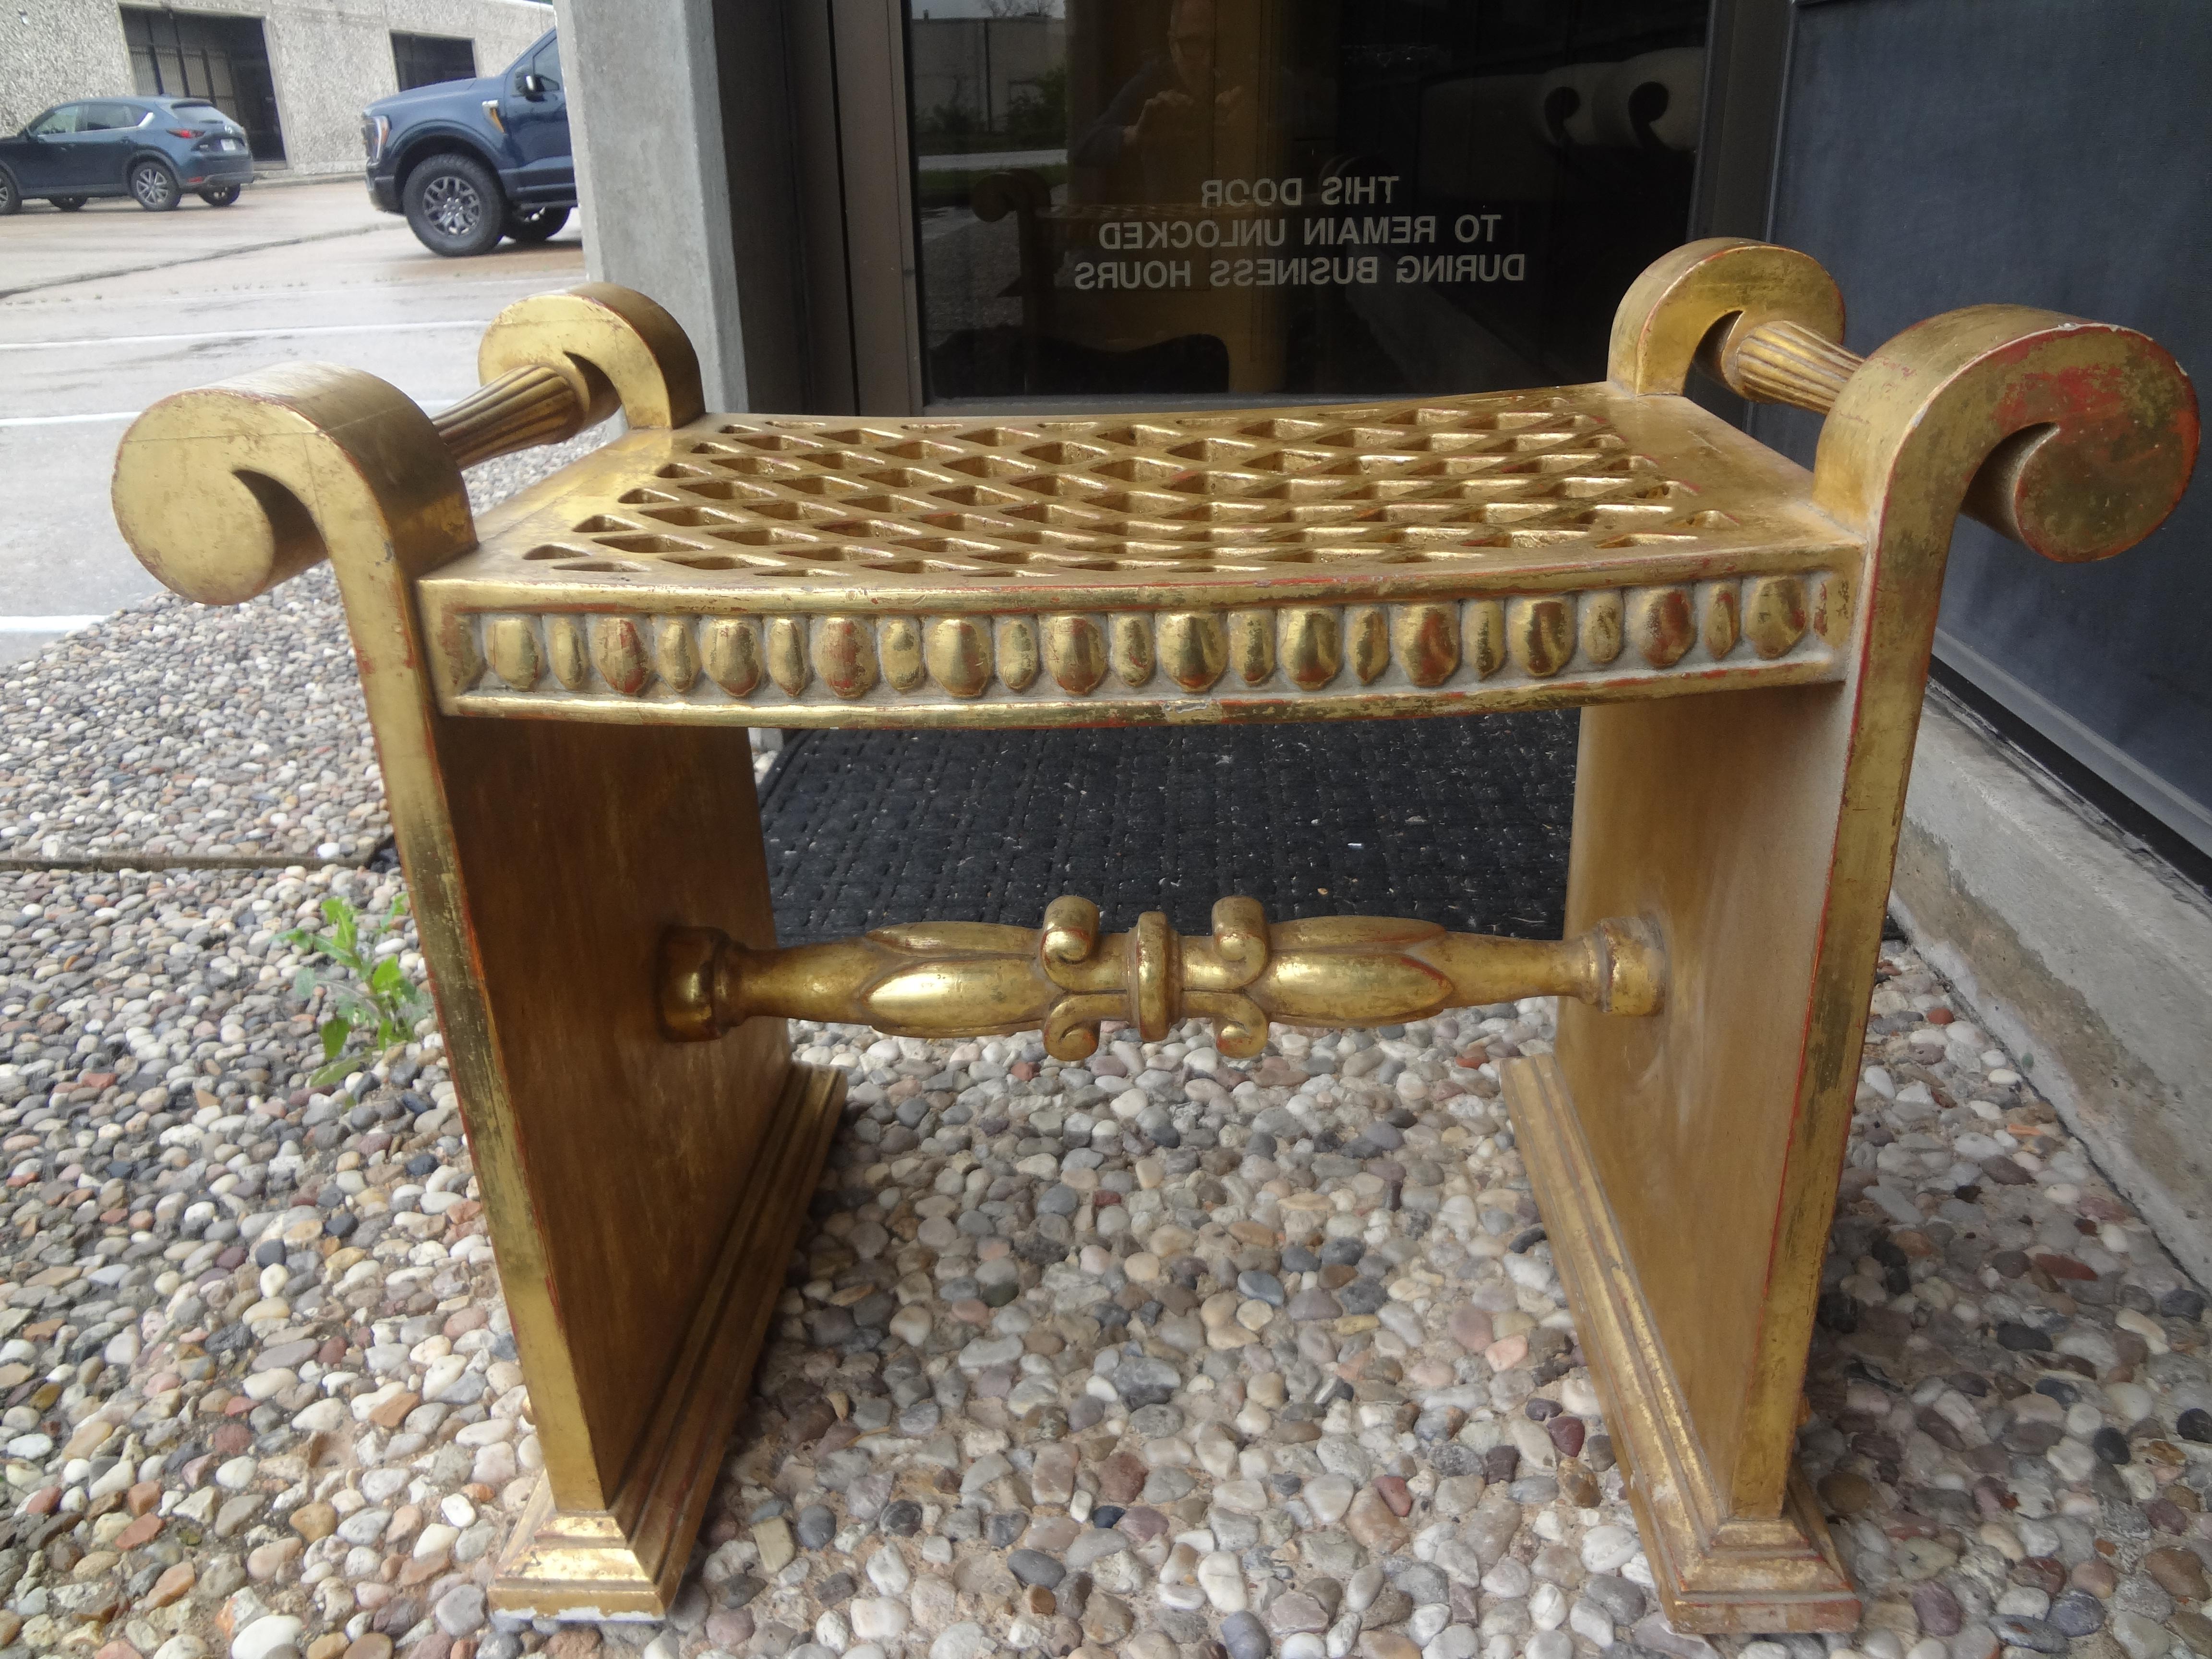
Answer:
[{"left": 110, "top": 240, "right": 2195, "bottom": 1629}]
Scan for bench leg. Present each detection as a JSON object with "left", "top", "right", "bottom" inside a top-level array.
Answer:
[
  {"left": 387, "top": 713, "right": 841, "bottom": 1618},
  {"left": 1507, "top": 679, "right": 1875, "bottom": 1633}
]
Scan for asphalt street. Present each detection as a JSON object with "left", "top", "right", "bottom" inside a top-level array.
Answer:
[{"left": 0, "top": 180, "right": 584, "bottom": 662}]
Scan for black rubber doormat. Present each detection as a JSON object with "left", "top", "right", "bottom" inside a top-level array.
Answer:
[{"left": 757, "top": 714, "right": 1577, "bottom": 947}]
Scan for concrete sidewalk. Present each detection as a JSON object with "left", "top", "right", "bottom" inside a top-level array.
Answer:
[{"left": 0, "top": 182, "right": 389, "bottom": 301}]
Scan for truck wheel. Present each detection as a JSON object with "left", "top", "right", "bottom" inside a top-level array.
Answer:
[
  {"left": 0, "top": 168, "right": 17, "bottom": 216},
  {"left": 130, "top": 157, "right": 180, "bottom": 210},
  {"left": 198, "top": 186, "right": 241, "bottom": 207},
  {"left": 503, "top": 204, "right": 570, "bottom": 244},
  {"left": 54, "top": 196, "right": 87, "bottom": 212},
  {"left": 403, "top": 153, "right": 503, "bottom": 257}
]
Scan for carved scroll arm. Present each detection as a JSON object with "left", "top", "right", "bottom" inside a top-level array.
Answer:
[
  {"left": 661, "top": 897, "right": 1663, "bottom": 1061},
  {"left": 116, "top": 283, "right": 700, "bottom": 607}
]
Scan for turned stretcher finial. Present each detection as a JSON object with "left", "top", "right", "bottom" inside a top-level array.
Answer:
[{"left": 660, "top": 901, "right": 1665, "bottom": 1058}]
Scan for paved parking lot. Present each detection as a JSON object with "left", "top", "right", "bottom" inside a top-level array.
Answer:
[{"left": 0, "top": 179, "right": 583, "bottom": 662}]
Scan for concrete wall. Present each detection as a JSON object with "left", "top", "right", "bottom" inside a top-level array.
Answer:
[
  {"left": 0, "top": 0, "right": 553, "bottom": 174},
  {"left": 550, "top": 0, "right": 748, "bottom": 408},
  {"left": 1893, "top": 687, "right": 2212, "bottom": 1289},
  {"left": 0, "top": 3, "right": 132, "bottom": 137},
  {"left": 252, "top": 0, "right": 554, "bottom": 174}
]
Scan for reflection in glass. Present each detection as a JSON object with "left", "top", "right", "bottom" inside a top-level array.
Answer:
[{"left": 908, "top": 0, "right": 1706, "bottom": 404}]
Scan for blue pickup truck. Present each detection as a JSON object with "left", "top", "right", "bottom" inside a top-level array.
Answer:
[{"left": 361, "top": 28, "right": 573, "bottom": 257}]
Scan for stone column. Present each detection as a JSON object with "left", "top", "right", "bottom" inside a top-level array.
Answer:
[{"left": 550, "top": 0, "right": 749, "bottom": 408}]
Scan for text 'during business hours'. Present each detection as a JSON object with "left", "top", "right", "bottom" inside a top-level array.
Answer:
[{"left": 1071, "top": 253, "right": 1527, "bottom": 292}]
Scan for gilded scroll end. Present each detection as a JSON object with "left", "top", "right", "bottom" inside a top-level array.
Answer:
[
  {"left": 1208, "top": 896, "right": 1270, "bottom": 988},
  {"left": 1041, "top": 895, "right": 1101, "bottom": 975},
  {"left": 1044, "top": 995, "right": 1118, "bottom": 1063},
  {"left": 1190, "top": 991, "right": 1269, "bottom": 1059}
]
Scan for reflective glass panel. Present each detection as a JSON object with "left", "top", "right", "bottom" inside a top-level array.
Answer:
[{"left": 908, "top": 0, "right": 1708, "bottom": 402}]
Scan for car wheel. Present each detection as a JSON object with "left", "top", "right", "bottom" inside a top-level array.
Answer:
[
  {"left": 198, "top": 186, "right": 241, "bottom": 207},
  {"left": 403, "top": 153, "right": 503, "bottom": 257},
  {"left": 53, "top": 196, "right": 87, "bottom": 212},
  {"left": 0, "top": 169, "right": 19, "bottom": 217},
  {"left": 502, "top": 204, "right": 571, "bottom": 244},
  {"left": 130, "top": 157, "right": 181, "bottom": 211}
]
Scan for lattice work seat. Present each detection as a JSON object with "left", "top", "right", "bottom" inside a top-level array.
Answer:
[
  {"left": 426, "top": 384, "right": 1852, "bottom": 725},
  {"left": 110, "top": 241, "right": 2197, "bottom": 1633}
]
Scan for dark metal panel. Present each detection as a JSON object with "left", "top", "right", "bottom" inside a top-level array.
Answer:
[
  {"left": 1686, "top": 0, "right": 1790, "bottom": 242},
  {"left": 787, "top": 1, "right": 864, "bottom": 414},
  {"left": 833, "top": 0, "right": 925, "bottom": 414},
  {"left": 711, "top": 2, "right": 808, "bottom": 411},
  {"left": 1756, "top": 0, "right": 2212, "bottom": 853}
]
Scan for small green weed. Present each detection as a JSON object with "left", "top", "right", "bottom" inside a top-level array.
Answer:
[{"left": 282, "top": 893, "right": 431, "bottom": 1086}]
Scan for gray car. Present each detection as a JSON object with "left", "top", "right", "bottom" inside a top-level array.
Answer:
[{"left": 0, "top": 96, "right": 255, "bottom": 214}]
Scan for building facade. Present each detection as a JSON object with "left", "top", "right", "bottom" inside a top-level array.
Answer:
[{"left": 0, "top": 0, "right": 553, "bottom": 177}]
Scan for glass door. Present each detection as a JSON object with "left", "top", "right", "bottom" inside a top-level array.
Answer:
[{"left": 906, "top": 0, "right": 1710, "bottom": 406}]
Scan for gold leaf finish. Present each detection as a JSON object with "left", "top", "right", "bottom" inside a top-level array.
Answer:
[
  {"left": 1464, "top": 600, "right": 1505, "bottom": 679},
  {"left": 1280, "top": 608, "right": 1341, "bottom": 690},
  {"left": 1810, "top": 574, "right": 1853, "bottom": 650},
  {"left": 995, "top": 618, "right": 1039, "bottom": 691},
  {"left": 547, "top": 615, "right": 589, "bottom": 691},
  {"left": 1743, "top": 577, "right": 1808, "bottom": 660},
  {"left": 1129, "top": 911, "right": 1176, "bottom": 1039},
  {"left": 702, "top": 618, "right": 761, "bottom": 696},
  {"left": 1393, "top": 604, "right": 1459, "bottom": 688},
  {"left": 924, "top": 617, "right": 990, "bottom": 697},
  {"left": 879, "top": 617, "right": 925, "bottom": 692},
  {"left": 1044, "top": 614, "right": 1106, "bottom": 695},
  {"left": 1508, "top": 596, "right": 1573, "bottom": 678},
  {"left": 415, "top": 372, "right": 1888, "bottom": 722},
  {"left": 656, "top": 619, "right": 698, "bottom": 693},
  {"left": 592, "top": 617, "right": 650, "bottom": 696},
  {"left": 1111, "top": 613, "right": 1154, "bottom": 687},
  {"left": 812, "top": 615, "right": 877, "bottom": 699},
  {"left": 1229, "top": 610, "right": 1274, "bottom": 685},
  {"left": 1580, "top": 590, "right": 1625, "bottom": 666},
  {"left": 1157, "top": 611, "right": 1227, "bottom": 692},
  {"left": 1703, "top": 582, "right": 1741, "bottom": 660},
  {"left": 1629, "top": 587, "right": 1695, "bottom": 669},
  {"left": 663, "top": 903, "right": 1664, "bottom": 1064},
  {"left": 451, "top": 583, "right": 1853, "bottom": 718},
  {"left": 767, "top": 617, "right": 809, "bottom": 696},
  {"left": 488, "top": 616, "right": 541, "bottom": 691},
  {"left": 1348, "top": 605, "right": 1389, "bottom": 685},
  {"left": 434, "top": 363, "right": 595, "bottom": 471},
  {"left": 1722, "top": 319, "right": 1864, "bottom": 414}
]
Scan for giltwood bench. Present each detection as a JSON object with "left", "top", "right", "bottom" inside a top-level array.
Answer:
[{"left": 110, "top": 240, "right": 2196, "bottom": 1631}]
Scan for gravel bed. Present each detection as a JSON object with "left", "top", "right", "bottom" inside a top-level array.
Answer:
[
  {"left": 0, "top": 423, "right": 619, "bottom": 867},
  {"left": 0, "top": 866, "right": 2200, "bottom": 1659}
]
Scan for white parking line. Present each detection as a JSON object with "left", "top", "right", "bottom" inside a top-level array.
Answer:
[
  {"left": 0, "top": 411, "right": 142, "bottom": 427},
  {"left": 0, "top": 393, "right": 480, "bottom": 429},
  {"left": 0, "top": 617, "right": 104, "bottom": 634},
  {"left": 0, "top": 319, "right": 492, "bottom": 351}
]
